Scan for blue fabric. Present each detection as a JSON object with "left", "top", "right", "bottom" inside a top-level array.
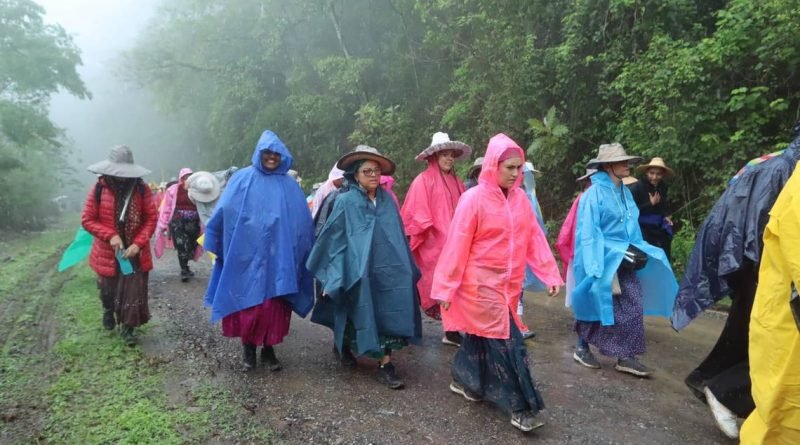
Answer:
[
  {"left": 203, "top": 130, "right": 314, "bottom": 322},
  {"left": 571, "top": 171, "right": 677, "bottom": 326},
  {"left": 306, "top": 185, "right": 422, "bottom": 356},
  {"left": 522, "top": 164, "right": 548, "bottom": 292},
  {"left": 58, "top": 227, "right": 93, "bottom": 272},
  {"left": 639, "top": 213, "right": 674, "bottom": 237}
]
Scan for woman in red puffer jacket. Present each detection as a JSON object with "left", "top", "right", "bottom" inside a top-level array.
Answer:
[{"left": 81, "top": 146, "right": 157, "bottom": 346}]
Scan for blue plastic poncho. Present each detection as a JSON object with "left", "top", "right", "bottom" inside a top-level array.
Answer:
[
  {"left": 306, "top": 184, "right": 422, "bottom": 356},
  {"left": 522, "top": 162, "right": 548, "bottom": 292},
  {"left": 203, "top": 131, "right": 314, "bottom": 322},
  {"left": 571, "top": 171, "right": 677, "bottom": 325}
]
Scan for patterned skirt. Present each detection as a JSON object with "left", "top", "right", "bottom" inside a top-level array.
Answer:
[
  {"left": 98, "top": 272, "right": 150, "bottom": 328},
  {"left": 574, "top": 268, "right": 646, "bottom": 358},
  {"left": 452, "top": 313, "right": 545, "bottom": 414},
  {"left": 222, "top": 298, "right": 292, "bottom": 346},
  {"left": 169, "top": 210, "right": 200, "bottom": 262}
]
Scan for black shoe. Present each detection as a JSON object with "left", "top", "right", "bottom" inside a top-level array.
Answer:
[
  {"left": 615, "top": 357, "right": 652, "bottom": 377},
  {"left": 121, "top": 325, "right": 136, "bottom": 346},
  {"left": 187, "top": 266, "right": 195, "bottom": 277},
  {"left": 510, "top": 411, "right": 545, "bottom": 432},
  {"left": 573, "top": 348, "right": 601, "bottom": 369},
  {"left": 242, "top": 344, "right": 257, "bottom": 371},
  {"left": 449, "top": 381, "right": 482, "bottom": 402},
  {"left": 102, "top": 309, "right": 116, "bottom": 330},
  {"left": 340, "top": 346, "right": 357, "bottom": 368},
  {"left": 260, "top": 346, "right": 282, "bottom": 371},
  {"left": 442, "top": 331, "right": 463, "bottom": 346},
  {"left": 180, "top": 268, "right": 190, "bottom": 282},
  {"left": 378, "top": 363, "right": 404, "bottom": 389}
]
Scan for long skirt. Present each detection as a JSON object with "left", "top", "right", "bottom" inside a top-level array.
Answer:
[
  {"left": 574, "top": 268, "right": 646, "bottom": 358},
  {"left": 222, "top": 298, "right": 291, "bottom": 346},
  {"left": 169, "top": 210, "right": 200, "bottom": 263},
  {"left": 452, "top": 313, "right": 545, "bottom": 415},
  {"left": 98, "top": 272, "right": 150, "bottom": 328}
]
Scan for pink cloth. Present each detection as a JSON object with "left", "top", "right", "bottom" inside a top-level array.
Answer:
[
  {"left": 401, "top": 160, "right": 465, "bottom": 314},
  {"left": 380, "top": 175, "right": 400, "bottom": 208},
  {"left": 431, "top": 133, "right": 563, "bottom": 339},
  {"left": 311, "top": 165, "right": 345, "bottom": 218},
  {"left": 155, "top": 168, "right": 203, "bottom": 260},
  {"left": 221, "top": 298, "right": 292, "bottom": 346}
]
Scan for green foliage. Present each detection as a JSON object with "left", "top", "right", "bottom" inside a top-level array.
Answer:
[{"left": 670, "top": 219, "right": 697, "bottom": 280}]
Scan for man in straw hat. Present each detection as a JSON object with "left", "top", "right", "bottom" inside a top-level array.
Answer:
[
  {"left": 308, "top": 145, "right": 421, "bottom": 389},
  {"left": 570, "top": 143, "right": 677, "bottom": 377},
  {"left": 401, "top": 132, "right": 471, "bottom": 346},
  {"left": 82, "top": 145, "right": 158, "bottom": 346},
  {"left": 630, "top": 157, "right": 674, "bottom": 261}
]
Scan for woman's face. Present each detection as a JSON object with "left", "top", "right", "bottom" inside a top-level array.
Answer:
[
  {"left": 260, "top": 150, "right": 281, "bottom": 171},
  {"left": 646, "top": 167, "right": 664, "bottom": 185},
  {"left": 355, "top": 160, "right": 381, "bottom": 192},
  {"left": 606, "top": 161, "right": 631, "bottom": 178},
  {"left": 180, "top": 174, "right": 191, "bottom": 189},
  {"left": 497, "top": 157, "right": 523, "bottom": 189},
  {"left": 436, "top": 150, "right": 457, "bottom": 173}
]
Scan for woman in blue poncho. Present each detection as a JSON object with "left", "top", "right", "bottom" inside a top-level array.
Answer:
[
  {"left": 571, "top": 143, "right": 677, "bottom": 377},
  {"left": 203, "top": 130, "right": 314, "bottom": 372},
  {"left": 307, "top": 145, "right": 422, "bottom": 390}
]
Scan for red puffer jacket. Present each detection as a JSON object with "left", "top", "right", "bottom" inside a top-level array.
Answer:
[{"left": 81, "top": 179, "right": 158, "bottom": 277}]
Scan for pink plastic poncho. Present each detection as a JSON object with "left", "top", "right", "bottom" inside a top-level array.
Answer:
[
  {"left": 310, "top": 165, "right": 344, "bottom": 219},
  {"left": 554, "top": 193, "right": 583, "bottom": 307},
  {"left": 401, "top": 159, "right": 465, "bottom": 314},
  {"left": 431, "top": 134, "right": 563, "bottom": 339}
]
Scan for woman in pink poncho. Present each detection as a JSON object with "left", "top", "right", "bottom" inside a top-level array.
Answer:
[
  {"left": 401, "top": 132, "right": 471, "bottom": 347},
  {"left": 431, "top": 133, "right": 562, "bottom": 433}
]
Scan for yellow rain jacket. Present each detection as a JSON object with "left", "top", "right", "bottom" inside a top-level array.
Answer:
[{"left": 741, "top": 165, "right": 800, "bottom": 444}]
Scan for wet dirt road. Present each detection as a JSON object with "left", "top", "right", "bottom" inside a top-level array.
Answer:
[{"left": 144, "top": 255, "right": 736, "bottom": 444}]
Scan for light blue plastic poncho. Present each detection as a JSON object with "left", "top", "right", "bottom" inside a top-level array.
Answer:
[
  {"left": 203, "top": 131, "right": 314, "bottom": 322},
  {"left": 571, "top": 171, "right": 677, "bottom": 325},
  {"left": 522, "top": 162, "right": 548, "bottom": 292}
]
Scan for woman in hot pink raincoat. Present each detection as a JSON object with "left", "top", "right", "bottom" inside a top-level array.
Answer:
[
  {"left": 401, "top": 132, "right": 471, "bottom": 346},
  {"left": 155, "top": 168, "right": 203, "bottom": 281},
  {"left": 431, "top": 133, "right": 562, "bottom": 433}
]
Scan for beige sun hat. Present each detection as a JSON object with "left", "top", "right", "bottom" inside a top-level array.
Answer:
[
  {"left": 186, "top": 171, "right": 221, "bottom": 203},
  {"left": 467, "top": 156, "right": 484, "bottom": 178},
  {"left": 636, "top": 157, "right": 674, "bottom": 176},
  {"left": 337, "top": 145, "right": 396, "bottom": 176},
  {"left": 586, "top": 143, "right": 642, "bottom": 169},
  {"left": 576, "top": 168, "right": 597, "bottom": 182},
  {"left": 622, "top": 176, "right": 639, "bottom": 185},
  {"left": 415, "top": 132, "right": 472, "bottom": 162},
  {"left": 87, "top": 145, "right": 151, "bottom": 178}
]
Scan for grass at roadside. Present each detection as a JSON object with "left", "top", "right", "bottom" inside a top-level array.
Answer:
[{"left": 1, "top": 228, "right": 274, "bottom": 444}]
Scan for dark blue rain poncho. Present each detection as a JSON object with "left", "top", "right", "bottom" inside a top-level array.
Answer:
[
  {"left": 671, "top": 139, "right": 800, "bottom": 330},
  {"left": 203, "top": 131, "right": 314, "bottom": 323},
  {"left": 306, "top": 183, "right": 422, "bottom": 356}
]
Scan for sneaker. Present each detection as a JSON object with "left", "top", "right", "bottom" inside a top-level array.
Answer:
[
  {"left": 615, "top": 357, "right": 652, "bottom": 377},
  {"left": 510, "top": 411, "right": 545, "bottom": 432},
  {"left": 704, "top": 387, "right": 739, "bottom": 439},
  {"left": 442, "top": 331, "right": 463, "bottom": 346},
  {"left": 260, "top": 346, "right": 282, "bottom": 371},
  {"left": 340, "top": 346, "right": 357, "bottom": 368},
  {"left": 102, "top": 309, "right": 116, "bottom": 330},
  {"left": 120, "top": 325, "right": 136, "bottom": 347},
  {"left": 521, "top": 330, "right": 536, "bottom": 340},
  {"left": 242, "top": 344, "right": 257, "bottom": 371},
  {"left": 449, "top": 381, "right": 482, "bottom": 402},
  {"left": 377, "top": 363, "right": 404, "bottom": 389},
  {"left": 573, "top": 348, "right": 601, "bottom": 369}
]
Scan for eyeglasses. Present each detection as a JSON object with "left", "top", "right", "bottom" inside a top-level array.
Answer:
[{"left": 358, "top": 168, "right": 382, "bottom": 177}]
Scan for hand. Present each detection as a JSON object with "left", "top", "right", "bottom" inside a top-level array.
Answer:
[
  {"left": 649, "top": 192, "right": 661, "bottom": 206},
  {"left": 547, "top": 285, "right": 561, "bottom": 296},
  {"left": 665, "top": 216, "right": 674, "bottom": 226},
  {"left": 109, "top": 235, "right": 124, "bottom": 251},
  {"left": 440, "top": 301, "right": 451, "bottom": 310},
  {"left": 123, "top": 244, "right": 140, "bottom": 258}
]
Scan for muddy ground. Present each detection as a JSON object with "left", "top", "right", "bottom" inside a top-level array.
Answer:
[{"left": 140, "top": 253, "right": 738, "bottom": 445}]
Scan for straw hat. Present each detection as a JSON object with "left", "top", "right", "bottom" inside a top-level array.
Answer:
[
  {"left": 87, "top": 145, "right": 151, "bottom": 178},
  {"left": 636, "top": 157, "right": 674, "bottom": 176},
  {"left": 586, "top": 143, "right": 642, "bottom": 169},
  {"left": 186, "top": 171, "right": 221, "bottom": 203},
  {"left": 337, "top": 145, "right": 396, "bottom": 176},
  {"left": 622, "top": 176, "right": 639, "bottom": 186},
  {"left": 415, "top": 132, "right": 472, "bottom": 162},
  {"left": 576, "top": 168, "right": 597, "bottom": 182},
  {"left": 467, "top": 157, "right": 484, "bottom": 178}
]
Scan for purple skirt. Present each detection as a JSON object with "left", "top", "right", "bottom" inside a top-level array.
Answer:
[{"left": 574, "top": 268, "right": 646, "bottom": 358}]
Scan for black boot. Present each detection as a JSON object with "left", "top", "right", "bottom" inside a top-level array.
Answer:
[
  {"left": 260, "top": 346, "right": 282, "bottom": 371},
  {"left": 179, "top": 258, "right": 190, "bottom": 282},
  {"left": 340, "top": 346, "right": 357, "bottom": 368},
  {"left": 377, "top": 362, "right": 404, "bottom": 389},
  {"left": 121, "top": 325, "right": 136, "bottom": 346},
  {"left": 242, "top": 344, "right": 257, "bottom": 371},
  {"left": 102, "top": 308, "right": 116, "bottom": 330}
]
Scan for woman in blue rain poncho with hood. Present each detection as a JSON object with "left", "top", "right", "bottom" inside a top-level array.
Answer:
[
  {"left": 204, "top": 130, "right": 314, "bottom": 372},
  {"left": 307, "top": 145, "right": 422, "bottom": 390}
]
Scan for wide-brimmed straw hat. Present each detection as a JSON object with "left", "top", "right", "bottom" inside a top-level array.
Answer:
[
  {"left": 576, "top": 168, "right": 597, "bottom": 182},
  {"left": 636, "top": 157, "right": 674, "bottom": 176},
  {"left": 467, "top": 157, "right": 484, "bottom": 177},
  {"left": 586, "top": 143, "right": 642, "bottom": 169},
  {"left": 415, "top": 132, "right": 472, "bottom": 162},
  {"left": 186, "top": 171, "right": 221, "bottom": 203},
  {"left": 337, "top": 145, "right": 396, "bottom": 176},
  {"left": 622, "top": 176, "right": 639, "bottom": 185},
  {"left": 87, "top": 145, "right": 151, "bottom": 178}
]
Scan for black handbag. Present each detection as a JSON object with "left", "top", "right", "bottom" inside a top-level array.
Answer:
[{"left": 620, "top": 245, "right": 648, "bottom": 271}]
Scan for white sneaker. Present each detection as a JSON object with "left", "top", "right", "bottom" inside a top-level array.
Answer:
[{"left": 703, "top": 387, "right": 739, "bottom": 439}]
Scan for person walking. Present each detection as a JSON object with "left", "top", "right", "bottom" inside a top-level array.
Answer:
[{"left": 155, "top": 168, "right": 203, "bottom": 281}]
